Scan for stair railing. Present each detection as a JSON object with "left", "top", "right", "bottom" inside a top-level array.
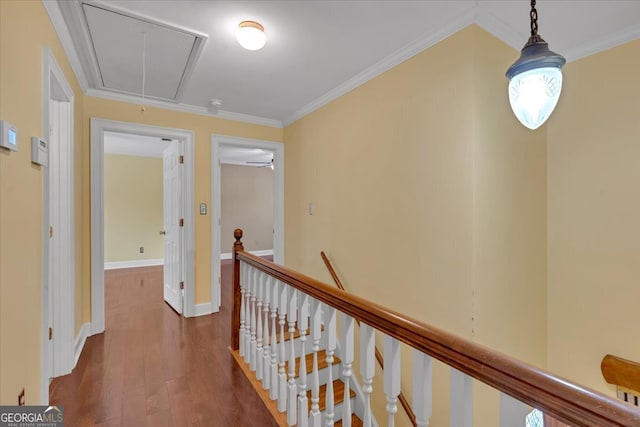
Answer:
[
  {"left": 602, "top": 354, "right": 640, "bottom": 407},
  {"left": 321, "top": 250, "right": 417, "bottom": 427},
  {"left": 231, "top": 229, "right": 640, "bottom": 426}
]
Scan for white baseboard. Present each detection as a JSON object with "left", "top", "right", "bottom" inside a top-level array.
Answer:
[
  {"left": 104, "top": 258, "right": 164, "bottom": 270},
  {"left": 194, "top": 302, "right": 213, "bottom": 316},
  {"left": 73, "top": 322, "right": 91, "bottom": 369},
  {"left": 220, "top": 249, "right": 273, "bottom": 260}
]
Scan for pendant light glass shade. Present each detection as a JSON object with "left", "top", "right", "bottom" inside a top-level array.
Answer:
[
  {"left": 508, "top": 66, "right": 562, "bottom": 130},
  {"left": 506, "top": 1, "right": 565, "bottom": 130}
]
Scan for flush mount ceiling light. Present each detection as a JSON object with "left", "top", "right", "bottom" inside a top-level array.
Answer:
[
  {"left": 237, "top": 20, "right": 266, "bottom": 51},
  {"left": 506, "top": 0, "right": 566, "bottom": 130}
]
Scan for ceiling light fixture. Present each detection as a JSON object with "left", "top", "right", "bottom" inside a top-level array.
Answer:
[
  {"left": 237, "top": 20, "right": 266, "bottom": 51},
  {"left": 506, "top": 0, "right": 565, "bottom": 130}
]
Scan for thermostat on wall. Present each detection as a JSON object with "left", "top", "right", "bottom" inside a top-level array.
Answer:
[
  {"left": 0, "top": 120, "right": 18, "bottom": 151},
  {"left": 31, "top": 137, "right": 48, "bottom": 166}
]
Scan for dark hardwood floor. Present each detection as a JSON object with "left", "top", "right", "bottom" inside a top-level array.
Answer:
[{"left": 50, "top": 262, "right": 278, "bottom": 427}]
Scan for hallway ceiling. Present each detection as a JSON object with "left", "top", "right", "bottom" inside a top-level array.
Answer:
[{"left": 49, "top": 0, "right": 640, "bottom": 127}]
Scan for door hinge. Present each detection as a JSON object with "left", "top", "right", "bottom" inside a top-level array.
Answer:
[
  {"left": 179, "top": 155, "right": 184, "bottom": 164},
  {"left": 48, "top": 327, "right": 52, "bottom": 340},
  {"left": 179, "top": 218, "right": 184, "bottom": 227},
  {"left": 179, "top": 281, "right": 184, "bottom": 290},
  {"left": 49, "top": 226, "right": 53, "bottom": 238}
]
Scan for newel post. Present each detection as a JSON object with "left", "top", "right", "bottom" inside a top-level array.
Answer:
[{"left": 231, "top": 228, "right": 244, "bottom": 350}]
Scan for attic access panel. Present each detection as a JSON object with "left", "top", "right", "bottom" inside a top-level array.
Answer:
[{"left": 83, "top": 3, "right": 204, "bottom": 102}]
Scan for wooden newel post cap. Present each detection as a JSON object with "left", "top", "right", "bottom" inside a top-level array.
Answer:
[{"left": 234, "top": 228, "right": 243, "bottom": 242}]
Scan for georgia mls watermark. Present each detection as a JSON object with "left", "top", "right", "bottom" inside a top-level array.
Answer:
[{"left": 0, "top": 406, "right": 63, "bottom": 427}]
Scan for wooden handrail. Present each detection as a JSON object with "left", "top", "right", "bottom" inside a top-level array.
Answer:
[
  {"left": 321, "top": 251, "right": 417, "bottom": 427},
  {"left": 232, "top": 232, "right": 640, "bottom": 426},
  {"left": 602, "top": 354, "right": 640, "bottom": 395}
]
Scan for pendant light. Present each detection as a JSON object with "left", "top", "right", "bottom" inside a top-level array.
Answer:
[{"left": 506, "top": 0, "right": 565, "bottom": 130}]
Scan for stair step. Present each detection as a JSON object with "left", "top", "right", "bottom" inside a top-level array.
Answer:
[
  {"left": 307, "top": 379, "right": 356, "bottom": 412},
  {"left": 335, "top": 414, "right": 364, "bottom": 427},
  {"left": 285, "top": 350, "right": 341, "bottom": 377}
]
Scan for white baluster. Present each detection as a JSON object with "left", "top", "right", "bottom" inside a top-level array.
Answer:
[
  {"left": 309, "top": 298, "right": 322, "bottom": 427},
  {"left": 256, "top": 272, "right": 265, "bottom": 380},
  {"left": 360, "top": 323, "right": 375, "bottom": 427},
  {"left": 413, "top": 351, "right": 432, "bottom": 427},
  {"left": 324, "top": 306, "right": 337, "bottom": 426},
  {"left": 243, "top": 266, "right": 253, "bottom": 364},
  {"left": 262, "top": 274, "right": 272, "bottom": 390},
  {"left": 249, "top": 268, "right": 258, "bottom": 371},
  {"left": 384, "top": 335, "right": 400, "bottom": 427},
  {"left": 278, "top": 281, "right": 288, "bottom": 412},
  {"left": 298, "top": 293, "right": 310, "bottom": 427},
  {"left": 270, "top": 277, "right": 279, "bottom": 400},
  {"left": 341, "top": 315, "right": 354, "bottom": 427},
  {"left": 450, "top": 368, "right": 472, "bottom": 427},
  {"left": 499, "top": 393, "right": 530, "bottom": 427},
  {"left": 287, "top": 288, "right": 298, "bottom": 425},
  {"left": 239, "top": 262, "right": 247, "bottom": 357}
]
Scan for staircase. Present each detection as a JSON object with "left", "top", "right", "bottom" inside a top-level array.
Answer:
[
  {"left": 229, "top": 229, "right": 640, "bottom": 427},
  {"left": 230, "top": 306, "right": 367, "bottom": 426}
]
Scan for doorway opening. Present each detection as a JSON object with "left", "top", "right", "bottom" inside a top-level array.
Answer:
[
  {"left": 211, "top": 135, "right": 284, "bottom": 313},
  {"left": 103, "top": 132, "right": 187, "bottom": 314},
  {"left": 91, "top": 119, "right": 195, "bottom": 336}
]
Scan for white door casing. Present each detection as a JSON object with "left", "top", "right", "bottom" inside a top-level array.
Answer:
[
  {"left": 41, "top": 46, "right": 75, "bottom": 404},
  {"left": 91, "top": 118, "right": 196, "bottom": 336},
  {"left": 210, "top": 135, "right": 284, "bottom": 313},
  {"left": 163, "top": 142, "right": 184, "bottom": 314}
]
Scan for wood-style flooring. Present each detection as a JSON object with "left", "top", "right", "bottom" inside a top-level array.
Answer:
[{"left": 49, "top": 262, "right": 277, "bottom": 427}]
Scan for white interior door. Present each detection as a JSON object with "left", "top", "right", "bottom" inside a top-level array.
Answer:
[{"left": 163, "top": 142, "right": 183, "bottom": 314}]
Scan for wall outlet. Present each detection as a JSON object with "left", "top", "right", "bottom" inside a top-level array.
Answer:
[
  {"left": 18, "top": 388, "right": 25, "bottom": 406},
  {"left": 139, "top": 246, "right": 144, "bottom": 253}
]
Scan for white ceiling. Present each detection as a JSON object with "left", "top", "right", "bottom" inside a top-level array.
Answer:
[
  {"left": 104, "top": 132, "right": 171, "bottom": 158},
  {"left": 48, "top": 1, "right": 640, "bottom": 127}
]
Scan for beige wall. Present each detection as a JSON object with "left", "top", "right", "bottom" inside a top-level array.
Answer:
[
  {"left": 0, "top": 0, "right": 85, "bottom": 404},
  {"left": 221, "top": 164, "right": 273, "bottom": 253},
  {"left": 547, "top": 39, "right": 640, "bottom": 396},
  {"left": 104, "top": 155, "right": 164, "bottom": 262},
  {"left": 284, "top": 26, "right": 547, "bottom": 425},
  {"left": 471, "top": 28, "right": 548, "bottom": 424}
]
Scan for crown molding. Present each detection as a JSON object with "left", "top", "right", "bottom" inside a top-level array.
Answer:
[
  {"left": 42, "top": 0, "right": 89, "bottom": 92},
  {"left": 562, "top": 23, "right": 640, "bottom": 63},
  {"left": 474, "top": 7, "right": 524, "bottom": 53},
  {"left": 85, "top": 88, "right": 283, "bottom": 128},
  {"left": 284, "top": 10, "right": 476, "bottom": 126},
  {"left": 476, "top": 7, "right": 640, "bottom": 64}
]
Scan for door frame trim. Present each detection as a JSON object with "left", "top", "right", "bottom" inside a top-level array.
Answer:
[
  {"left": 41, "top": 46, "right": 75, "bottom": 403},
  {"left": 90, "top": 118, "right": 196, "bottom": 335},
  {"left": 210, "top": 135, "right": 284, "bottom": 312}
]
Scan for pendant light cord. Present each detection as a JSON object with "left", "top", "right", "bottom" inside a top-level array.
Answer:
[{"left": 530, "top": 0, "right": 538, "bottom": 37}]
